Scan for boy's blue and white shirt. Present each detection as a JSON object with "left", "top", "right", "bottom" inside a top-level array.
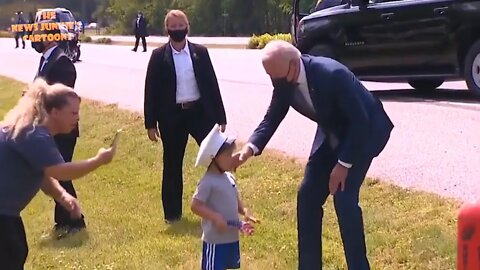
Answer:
[{"left": 193, "top": 171, "right": 240, "bottom": 244}]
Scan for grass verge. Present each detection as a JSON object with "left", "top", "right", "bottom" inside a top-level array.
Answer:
[
  {"left": 0, "top": 35, "right": 247, "bottom": 49},
  {"left": 0, "top": 30, "right": 13, "bottom": 38},
  {"left": 0, "top": 75, "right": 460, "bottom": 269}
]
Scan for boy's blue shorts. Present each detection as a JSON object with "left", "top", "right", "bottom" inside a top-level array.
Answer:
[{"left": 202, "top": 241, "right": 240, "bottom": 270}]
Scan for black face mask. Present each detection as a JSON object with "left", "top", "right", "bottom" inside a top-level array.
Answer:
[
  {"left": 168, "top": 28, "right": 188, "bottom": 42},
  {"left": 31, "top": 41, "right": 45, "bottom": 54}
]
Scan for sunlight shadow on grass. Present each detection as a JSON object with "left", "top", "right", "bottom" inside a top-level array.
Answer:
[
  {"left": 38, "top": 230, "right": 90, "bottom": 249},
  {"left": 163, "top": 217, "right": 202, "bottom": 237}
]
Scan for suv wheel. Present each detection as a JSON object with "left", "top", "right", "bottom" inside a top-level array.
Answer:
[
  {"left": 408, "top": 79, "right": 444, "bottom": 92},
  {"left": 309, "top": 44, "right": 334, "bottom": 59},
  {"left": 464, "top": 40, "right": 480, "bottom": 98}
]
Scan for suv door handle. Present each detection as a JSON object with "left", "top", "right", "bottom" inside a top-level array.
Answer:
[
  {"left": 380, "top": 13, "right": 394, "bottom": 21},
  {"left": 434, "top": 7, "right": 448, "bottom": 15}
]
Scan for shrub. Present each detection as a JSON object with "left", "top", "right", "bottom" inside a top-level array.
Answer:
[
  {"left": 79, "top": 34, "right": 92, "bottom": 43},
  {"left": 247, "top": 33, "right": 292, "bottom": 49},
  {"left": 0, "top": 30, "right": 13, "bottom": 38},
  {"left": 95, "top": 37, "right": 112, "bottom": 44}
]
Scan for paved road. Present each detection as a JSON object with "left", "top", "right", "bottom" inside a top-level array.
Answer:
[
  {"left": 90, "top": 35, "right": 250, "bottom": 45},
  {"left": 1, "top": 38, "right": 479, "bottom": 203}
]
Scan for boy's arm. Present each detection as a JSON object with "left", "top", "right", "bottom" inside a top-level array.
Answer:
[
  {"left": 237, "top": 195, "right": 247, "bottom": 216},
  {"left": 191, "top": 199, "right": 223, "bottom": 222},
  {"left": 228, "top": 173, "right": 247, "bottom": 216},
  {"left": 237, "top": 189, "right": 260, "bottom": 224},
  {"left": 191, "top": 178, "right": 223, "bottom": 223}
]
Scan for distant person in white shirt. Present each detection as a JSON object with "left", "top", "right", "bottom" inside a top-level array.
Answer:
[{"left": 143, "top": 9, "right": 228, "bottom": 224}]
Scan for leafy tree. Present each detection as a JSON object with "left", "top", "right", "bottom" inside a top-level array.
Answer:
[{"left": 1, "top": 0, "right": 304, "bottom": 35}]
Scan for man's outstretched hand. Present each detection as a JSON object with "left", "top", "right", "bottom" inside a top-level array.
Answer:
[{"left": 233, "top": 144, "right": 254, "bottom": 169}]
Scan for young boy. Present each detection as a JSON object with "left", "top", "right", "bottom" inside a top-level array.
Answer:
[{"left": 191, "top": 124, "right": 258, "bottom": 270}]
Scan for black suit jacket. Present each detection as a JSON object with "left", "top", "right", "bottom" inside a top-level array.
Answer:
[
  {"left": 35, "top": 46, "right": 79, "bottom": 137},
  {"left": 144, "top": 42, "right": 227, "bottom": 130},
  {"left": 134, "top": 16, "right": 148, "bottom": 37},
  {"left": 248, "top": 55, "right": 394, "bottom": 165}
]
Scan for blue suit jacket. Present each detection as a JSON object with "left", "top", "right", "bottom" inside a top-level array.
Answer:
[{"left": 248, "top": 55, "right": 394, "bottom": 165}]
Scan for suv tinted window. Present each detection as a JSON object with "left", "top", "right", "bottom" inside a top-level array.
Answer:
[
  {"left": 301, "top": 0, "right": 322, "bottom": 13},
  {"left": 57, "top": 11, "right": 74, "bottom": 22}
]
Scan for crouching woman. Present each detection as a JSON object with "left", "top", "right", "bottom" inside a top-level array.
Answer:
[{"left": 0, "top": 79, "right": 117, "bottom": 269}]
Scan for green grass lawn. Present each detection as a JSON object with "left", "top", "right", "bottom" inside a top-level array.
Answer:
[{"left": 0, "top": 76, "right": 460, "bottom": 269}]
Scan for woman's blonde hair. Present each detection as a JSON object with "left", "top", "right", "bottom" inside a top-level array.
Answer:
[{"left": 1, "top": 78, "right": 80, "bottom": 139}]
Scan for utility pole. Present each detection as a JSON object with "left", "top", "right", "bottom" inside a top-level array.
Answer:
[
  {"left": 222, "top": 9, "right": 228, "bottom": 36},
  {"left": 82, "top": 0, "right": 87, "bottom": 24}
]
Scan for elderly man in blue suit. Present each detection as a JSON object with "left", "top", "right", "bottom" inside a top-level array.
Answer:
[{"left": 235, "top": 40, "right": 394, "bottom": 269}]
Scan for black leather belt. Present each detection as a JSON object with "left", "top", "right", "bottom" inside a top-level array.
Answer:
[{"left": 177, "top": 100, "right": 197, "bottom": 110}]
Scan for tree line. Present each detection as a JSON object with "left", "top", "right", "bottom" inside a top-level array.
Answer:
[
  {"left": 1, "top": 0, "right": 319, "bottom": 36},
  {"left": 104, "top": 0, "right": 302, "bottom": 36}
]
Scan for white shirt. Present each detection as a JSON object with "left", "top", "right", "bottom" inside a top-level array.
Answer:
[
  {"left": 297, "top": 60, "right": 315, "bottom": 112},
  {"left": 40, "top": 45, "right": 57, "bottom": 72},
  {"left": 170, "top": 41, "right": 201, "bottom": 103},
  {"left": 248, "top": 61, "right": 352, "bottom": 168}
]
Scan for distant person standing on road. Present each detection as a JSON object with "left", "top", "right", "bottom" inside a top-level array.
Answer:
[
  {"left": 143, "top": 9, "right": 227, "bottom": 224},
  {"left": 31, "top": 21, "right": 86, "bottom": 238},
  {"left": 132, "top": 11, "right": 148, "bottom": 52},
  {"left": 14, "top": 11, "right": 26, "bottom": 49},
  {"left": 0, "top": 79, "right": 117, "bottom": 269}
]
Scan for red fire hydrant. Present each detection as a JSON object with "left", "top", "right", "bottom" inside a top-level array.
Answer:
[{"left": 458, "top": 201, "right": 480, "bottom": 270}]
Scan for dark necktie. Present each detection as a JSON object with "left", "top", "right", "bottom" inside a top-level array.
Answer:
[{"left": 38, "top": 56, "right": 45, "bottom": 73}]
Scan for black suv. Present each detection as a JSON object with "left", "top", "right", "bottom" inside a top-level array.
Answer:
[{"left": 291, "top": 0, "right": 480, "bottom": 98}]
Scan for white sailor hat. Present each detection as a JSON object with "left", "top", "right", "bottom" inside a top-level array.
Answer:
[{"left": 195, "top": 124, "right": 236, "bottom": 167}]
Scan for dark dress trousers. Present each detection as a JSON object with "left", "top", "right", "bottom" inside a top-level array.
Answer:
[
  {"left": 14, "top": 15, "right": 26, "bottom": 49},
  {"left": 144, "top": 42, "right": 227, "bottom": 221},
  {"left": 248, "top": 55, "right": 394, "bottom": 270},
  {"left": 35, "top": 46, "right": 86, "bottom": 230}
]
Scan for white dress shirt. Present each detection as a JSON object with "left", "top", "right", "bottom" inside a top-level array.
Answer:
[
  {"left": 170, "top": 41, "right": 201, "bottom": 103},
  {"left": 248, "top": 61, "right": 352, "bottom": 168},
  {"left": 40, "top": 45, "right": 57, "bottom": 72},
  {"left": 297, "top": 60, "right": 315, "bottom": 113}
]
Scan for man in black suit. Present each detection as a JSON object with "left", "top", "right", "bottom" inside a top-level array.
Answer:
[
  {"left": 14, "top": 11, "right": 26, "bottom": 49},
  {"left": 144, "top": 10, "right": 227, "bottom": 224},
  {"left": 132, "top": 11, "right": 148, "bottom": 52},
  {"left": 31, "top": 21, "right": 86, "bottom": 236},
  {"left": 235, "top": 41, "right": 394, "bottom": 270}
]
